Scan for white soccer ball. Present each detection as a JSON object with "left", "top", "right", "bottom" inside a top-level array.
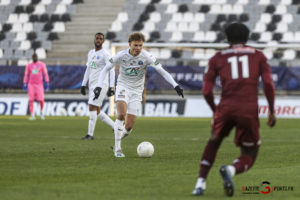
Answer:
[
  {"left": 59, "top": 108, "right": 67, "bottom": 116},
  {"left": 75, "top": 108, "right": 82, "bottom": 116},
  {"left": 137, "top": 141, "right": 154, "bottom": 158}
]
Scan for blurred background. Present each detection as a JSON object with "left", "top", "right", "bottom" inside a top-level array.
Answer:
[{"left": 0, "top": 0, "right": 300, "bottom": 118}]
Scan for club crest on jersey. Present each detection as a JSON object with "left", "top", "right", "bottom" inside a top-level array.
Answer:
[
  {"left": 97, "top": 56, "right": 100, "bottom": 60},
  {"left": 125, "top": 67, "right": 140, "bottom": 76},
  {"left": 138, "top": 60, "right": 143, "bottom": 65},
  {"left": 154, "top": 60, "right": 159, "bottom": 65},
  {"left": 109, "top": 58, "right": 113, "bottom": 63}
]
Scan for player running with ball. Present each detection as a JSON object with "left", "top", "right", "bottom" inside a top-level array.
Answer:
[{"left": 93, "top": 32, "right": 184, "bottom": 157}]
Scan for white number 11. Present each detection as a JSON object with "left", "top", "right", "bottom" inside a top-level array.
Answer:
[{"left": 227, "top": 55, "right": 249, "bottom": 79}]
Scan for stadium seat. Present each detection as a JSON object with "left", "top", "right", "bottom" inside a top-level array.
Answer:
[
  {"left": 282, "top": 32, "right": 294, "bottom": 42},
  {"left": 282, "top": 13, "right": 293, "bottom": 23},
  {"left": 193, "top": 49, "right": 205, "bottom": 59},
  {"left": 205, "top": 31, "right": 217, "bottom": 42},
  {"left": 54, "top": 4, "right": 67, "bottom": 14},
  {"left": 170, "top": 31, "right": 183, "bottom": 42},
  {"left": 143, "top": 21, "right": 155, "bottom": 32},
  {"left": 149, "top": 48, "right": 160, "bottom": 58},
  {"left": 259, "top": 32, "right": 272, "bottom": 42},
  {"left": 149, "top": 12, "right": 161, "bottom": 22},
  {"left": 275, "top": 5, "right": 287, "bottom": 14},
  {"left": 276, "top": 23, "right": 288, "bottom": 33},
  {"left": 19, "top": 40, "right": 31, "bottom": 50},
  {"left": 294, "top": 32, "right": 300, "bottom": 42},
  {"left": 40, "top": 0, "right": 52, "bottom": 5},
  {"left": 263, "top": 48, "right": 274, "bottom": 59},
  {"left": 166, "top": 4, "right": 177, "bottom": 13},
  {"left": 282, "top": 49, "right": 296, "bottom": 60},
  {"left": 192, "top": 31, "right": 205, "bottom": 42},
  {"left": 159, "top": 48, "right": 171, "bottom": 59},
  {"left": 259, "top": 13, "right": 271, "bottom": 23},
  {"left": 199, "top": 5, "right": 210, "bottom": 13},
  {"left": 7, "top": 14, "right": 18, "bottom": 23},
  {"left": 33, "top": 5, "right": 46, "bottom": 14},
  {"left": 36, "top": 47, "right": 46, "bottom": 59},
  {"left": 26, "top": 5, "right": 34, "bottom": 13},
  {"left": 172, "top": 13, "right": 183, "bottom": 22},
  {"left": 19, "top": 0, "right": 31, "bottom": 6},
  {"left": 150, "top": 31, "right": 160, "bottom": 40},
  {"left": 61, "top": 0, "right": 73, "bottom": 4},
  {"left": 117, "top": 12, "right": 128, "bottom": 23},
  {"left": 17, "top": 59, "right": 29, "bottom": 66},
  {"left": 160, "top": 0, "right": 172, "bottom": 3},
  {"left": 178, "top": 22, "right": 189, "bottom": 32},
  {"left": 183, "top": 12, "right": 193, "bottom": 22},
  {"left": 254, "top": 22, "right": 266, "bottom": 32},
  {"left": 165, "top": 22, "right": 177, "bottom": 32},
  {"left": 15, "top": 32, "right": 26, "bottom": 41},
  {"left": 52, "top": 22, "right": 65, "bottom": 32}
]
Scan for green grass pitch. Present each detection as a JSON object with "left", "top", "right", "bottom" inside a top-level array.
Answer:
[{"left": 0, "top": 116, "right": 299, "bottom": 200}]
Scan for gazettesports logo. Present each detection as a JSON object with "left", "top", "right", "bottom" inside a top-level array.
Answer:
[{"left": 242, "top": 181, "right": 294, "bottom": 195}]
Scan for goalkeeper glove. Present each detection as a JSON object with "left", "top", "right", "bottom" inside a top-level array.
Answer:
[
  {"left": 23, "top": 84, "right": 27, "bottom": 91},
  {"left": 45, "top": 83, "right": 50, "bottom": 91}
]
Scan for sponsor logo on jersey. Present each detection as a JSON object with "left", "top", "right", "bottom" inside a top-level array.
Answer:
[
  {"left": 32, "top": 69, "right": 39, "bottom": 74},
  {"left": 89, "top": 61, "right": 96, "bottom": 68},
  {"left": 109, "top": 58, "right": 113, "bottom": 63},
  {"left": 125, "top": 67, "right": 141, "bottom": 76},
  {"left": 154, "top": 60, "right": 159, "bottom": 65},
  {"left": 97, "top": 56, "right": 100, "bottom": 60},
  {"left": 138, "top": 60, "right": 144, "bottom": 65}
]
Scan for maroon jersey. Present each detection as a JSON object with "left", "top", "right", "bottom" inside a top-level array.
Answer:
[{"left": 203, "top": 44, "right": 275, "bottom": 115}]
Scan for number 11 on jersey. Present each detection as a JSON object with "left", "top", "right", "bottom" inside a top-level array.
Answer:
[{"left": 227, "top": 55, "right": 249, "bottom": 79}]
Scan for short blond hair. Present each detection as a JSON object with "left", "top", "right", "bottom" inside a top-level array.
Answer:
[{"left": 128, "top": 32, "right": 145, "bottom": 43}]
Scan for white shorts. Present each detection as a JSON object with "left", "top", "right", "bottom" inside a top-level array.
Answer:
[
  {"left": 115, "top": 85, "right": 141, "bottom": 116},
  {"left": 88, "top": 85, "right": 108, "bottom": 107}
]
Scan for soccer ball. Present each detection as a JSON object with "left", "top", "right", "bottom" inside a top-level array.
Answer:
[
  {"left": 137, "top": 141, "right": 154, "bottom": 158},
  {"left": 59, "top": 108, "right": 67, "bottom": 116},
  {"left": 75, "top": 108, "right": 82, "bottom": 116}
]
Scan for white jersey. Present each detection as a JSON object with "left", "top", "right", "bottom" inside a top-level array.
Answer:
[
  {"left": 110, "top": 49, "right": 159, "bottom": 93},
  {"left": 82, "top": 48, "right": 111, "bottom": 88},
  {"left": 97, "top": 48, "right": 178, "bottom": 94}
]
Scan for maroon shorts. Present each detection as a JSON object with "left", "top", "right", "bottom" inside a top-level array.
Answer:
[{"left": 212, "top": 106, "right": 260, "bottom": 148}]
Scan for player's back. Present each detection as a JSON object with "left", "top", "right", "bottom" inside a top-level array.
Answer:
[{"left": 209, "top": 44, "right": 266, "bottom": 109}]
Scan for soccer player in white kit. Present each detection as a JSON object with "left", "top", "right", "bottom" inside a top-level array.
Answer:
[
  {"left": 80, "top": 32, "right": 116, "bottom": 140},
  {"left": 94, "top": 32, "right": 184, "bottom": 157}
]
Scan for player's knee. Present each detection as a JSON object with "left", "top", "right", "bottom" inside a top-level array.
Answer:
[
  {"left": 125, "top": 125, "right": 133, "bottom": 132},
  {"left": 98, "top": 111, "right": 105, "bottom": 120},
  {"left": 117, "top": 113, "right": 126, "bottom": 121},
  {"left": 241, "top": 146, "right": 259, "bottom": 158},
  {"left": 209, "top": 135, "right": 222, "bottom": 146}
]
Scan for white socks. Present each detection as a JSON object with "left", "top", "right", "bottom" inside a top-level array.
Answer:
[
  {"left": 114, "top": 119, "right": 124, "bottom": 151},
  {"left": 227, "top": 165, "right": 236, "bottom": 177},
  {"left": 195, "top": 177, "right": 206, "bottom": 190},
  {"left": 88, "top": 111, "right": 97, "bottom": 136},
  {"left": 98, "top": 111, "right": 114, "bottom": 129},
  {"left": 88, "top": 111, "right": 115, "bottom": 137}
]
